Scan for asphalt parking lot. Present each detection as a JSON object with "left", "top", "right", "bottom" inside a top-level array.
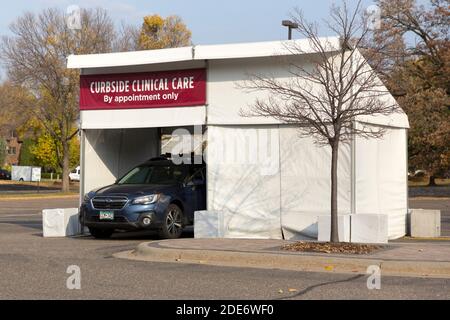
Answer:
[{"left": 0, "top": 196, "right": 449, "bottom": 299}]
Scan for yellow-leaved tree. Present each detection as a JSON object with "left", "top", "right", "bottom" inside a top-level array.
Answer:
[
  {"left": 1, "top": 8, "right": 116, "bottom": 192},
  {"left": 31, "top": 132, "right": 80, "bottom": 173},
  {"left": 138, "top": 14, "right": 192, "bottom": 50}
]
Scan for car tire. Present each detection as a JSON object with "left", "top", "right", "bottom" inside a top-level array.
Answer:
[
  {"left": 159, "top": 204, "right": 184, "bottom": 239},
  {"left": 89, "top": 227, "right": 114, "bottom": 239}
]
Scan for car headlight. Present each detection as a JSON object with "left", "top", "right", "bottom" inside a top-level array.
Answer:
[
  {"left": 132, "top": 194, "right": 160, "bottom": 205},
  {"left": 83, "top": 191, "right": 96, "bottom": 202}
]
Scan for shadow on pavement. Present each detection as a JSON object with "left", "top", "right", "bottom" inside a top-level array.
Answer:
[{"left": 279, "top": 274, "right": 365, "bottom": 300}]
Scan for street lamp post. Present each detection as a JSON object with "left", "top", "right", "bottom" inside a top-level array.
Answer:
[{"left": 282, "top": 20, "right": 299, "bottom": 40}]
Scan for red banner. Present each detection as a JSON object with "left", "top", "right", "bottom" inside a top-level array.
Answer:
[{"left": 80, "top": 69, "right": 206, "bottom": 110}]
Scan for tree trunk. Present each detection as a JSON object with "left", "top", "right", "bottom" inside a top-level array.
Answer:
[
  {"left": 61, "top": 140, "right": 70, "bottom": 192},
  {"left": 428, "top": 175, "right": 437, "bottom": 186},
  {"left": 330, "top": 142, "right": 339, "bottom": 243}
]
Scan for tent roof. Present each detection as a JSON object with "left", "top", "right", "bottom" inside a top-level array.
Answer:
[{"left": 67, "top": 37, "right": 341, "bottom": 69}]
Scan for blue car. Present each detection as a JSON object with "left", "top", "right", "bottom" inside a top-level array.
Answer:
[{"left": 80, "top": 156, "right": 206, "bottom": 239}]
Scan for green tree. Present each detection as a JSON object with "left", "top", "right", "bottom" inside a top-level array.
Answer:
[
  {"left": 0, "top": 138, "right": 6, "bottom": 168},
  {"left": 18, "top": 138, "right": 37, "bottom": 166}
]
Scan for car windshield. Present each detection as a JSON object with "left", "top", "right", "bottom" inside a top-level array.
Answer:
[{"left": 117, "top": 165, "right": 186, "bottom": 185}]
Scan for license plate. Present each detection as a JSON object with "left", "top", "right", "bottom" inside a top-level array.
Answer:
[{"left": 99, "top": 211, "right": 114, "bottom": 220}]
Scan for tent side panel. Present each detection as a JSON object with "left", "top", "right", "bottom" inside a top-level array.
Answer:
[
  {"left": 355, "top": 124, "right": 408, "bottom": 239},
  {"left": 83, "top": 128, "right": 159, "bottom": 195},
  {"left": 207, "top": 57, "right": 312, "bottom": 126},
  {"left": 279, "top": 127, "right": 352, "bottom": 239},
  {"left": 207, "top": 125, "right": 283, "bottom": 239},
  {"left": 84, "top": 129, "right": 121, "bottom": 194}
]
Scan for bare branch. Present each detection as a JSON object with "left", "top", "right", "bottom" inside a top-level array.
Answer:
[{"left": 239, "top": 0, "right": 401, "bottom": 147}]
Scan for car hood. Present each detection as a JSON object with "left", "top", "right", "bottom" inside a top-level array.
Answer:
[{"left": 93, "top": 184, "right": 179, "bottom": 197}]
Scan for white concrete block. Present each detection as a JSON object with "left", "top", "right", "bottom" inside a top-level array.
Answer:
[
  {"left": 194, "top": 210, "right": 223, "bottom": 238},
  {"left": 282, "top": 213, "right": 321, "bottom": 240},
  {"left": 42, "top": 208, "right": 80, "bottom": 237},
  {"left": 410, "top": 209, "right": 441, "bottom": 238},
  {"left": 351, "top": 214, "right": 388, "bottom": 244},
  {"left": 318, "top": 215, "right": 351, "bottom": 242}
]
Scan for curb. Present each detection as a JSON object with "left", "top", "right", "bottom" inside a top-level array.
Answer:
[{"left": 113, "top": 241, "right": 450, "bottom": 279}]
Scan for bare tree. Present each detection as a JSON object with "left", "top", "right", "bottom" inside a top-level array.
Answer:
[
  {"left": 240, "top": 0, "right": 401, "bottom": 242},
  {"left": 114, "top": 22, "right": 140, "bottom": 52},
  {"left": 1, "top": 8, "right": 116, "bottom": 192},
  {"left": 370, "top": 0, "right": 450, "bottom": 185}
]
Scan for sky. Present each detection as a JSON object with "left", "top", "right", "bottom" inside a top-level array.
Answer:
[
  {"left": 0, "top": 0, "right": 379, "bottom": 45},
  {"left": 0, "top": 0, "right": 382, "bottom": 79}
]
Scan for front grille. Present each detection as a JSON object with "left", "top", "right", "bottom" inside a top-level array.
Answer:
[
  {"left": 90, "top": 216, "right": 129, "bottom": 223},
  {"left": 91, "top": 196, "right": 128, "bottom": 210}
]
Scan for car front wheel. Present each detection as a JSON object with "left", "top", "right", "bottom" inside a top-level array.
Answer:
[
  {"left": 89, "top": 227, "right": 114, "bottom": 239},
  {"left": 159, "top": 204, "right": 183, "bottom": 239}
]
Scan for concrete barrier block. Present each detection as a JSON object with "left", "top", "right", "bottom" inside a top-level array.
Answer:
[
  {"left": 318, "top": 215, "right": 351, "bottom": 242},
  {"left": 410, "top": 209, "right": 441, "bottom": 238},
  {"left": 42, "top": 208, "right": 80, "bottom": 237},
  {"left": 194, "top": 210, "right": 223, "bottom": 238},
  {"left": 350, "top": 214, "right": 388, "bottom": 244}
]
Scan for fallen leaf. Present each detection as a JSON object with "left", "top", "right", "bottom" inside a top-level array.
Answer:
[
  {"left": 281, "top": 242, "right": 382, "bottom": 255},
  {"left": 278, "top": 289, "right": 284, "bottom": 294},
  {"left": 324, "top": 265, "right": 334, "bottom": 271}
]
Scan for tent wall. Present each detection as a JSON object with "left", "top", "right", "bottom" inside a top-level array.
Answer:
[
  {"left": 207, "top": 125, "right": 282, "bottom": 239},
  {"left": 279, "top": 128, "right": 351, "bottom": 239},
  {"left": 354, "top": 123, "right": 408, "bottom": 239},
  {"left": 207, "top": 124, "right": 407, "bottom": 240},
  {"left": 207, "top": 125, "right": 352, "bottom": 240},
  {"left": 82, "top": 128, "right": 159, "bottom": 194},
  {"left": 207, "top": 57, "right": 312, "bottom": 126}
]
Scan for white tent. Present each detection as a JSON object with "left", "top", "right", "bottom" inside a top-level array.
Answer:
[{"left": 68, "top": 38, "right": 409, "bottom": 241}]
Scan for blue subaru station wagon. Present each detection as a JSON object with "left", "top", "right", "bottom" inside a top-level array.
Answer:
[{"left": 80, "top": 156, "right": 206, "bottom": 239}]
